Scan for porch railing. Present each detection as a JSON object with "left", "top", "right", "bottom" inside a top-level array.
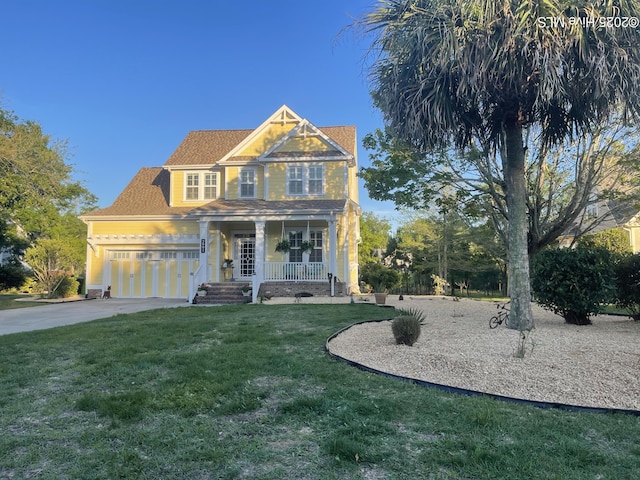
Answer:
[{"left": 263, "top": 262, "right": 328, "bottom": 282}]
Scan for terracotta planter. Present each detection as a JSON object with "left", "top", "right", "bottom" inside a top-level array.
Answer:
[{"left": 374, "top": 293, "right": 388, "bottom": 305}]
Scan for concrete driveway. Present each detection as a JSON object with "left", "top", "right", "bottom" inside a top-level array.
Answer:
[{"left": 0, "top": 298, "right": 191, "bottom": 336}]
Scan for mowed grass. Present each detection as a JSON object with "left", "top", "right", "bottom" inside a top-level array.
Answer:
[
  {"left": 1, "top": 304, "right": 639, "bottom": 479},
  {"left": 0, "top": 294, "right": 43, "bottom": 310}
]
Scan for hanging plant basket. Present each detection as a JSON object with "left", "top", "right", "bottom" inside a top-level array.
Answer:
[
  {"left": 275, "top": 239, "right": 291, "bottom": 253},
  {"left": 300, "top": 241, "right": 314, "bottom": 254}
]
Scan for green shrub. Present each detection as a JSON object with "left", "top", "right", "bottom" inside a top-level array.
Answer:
[
  {"left": 614, "top": 253, "right": 640, "bottom": 321},
  {"left": 531, "top": 246, "right": 615, "bottom": 325},
  {"left": 52, "top": 275, "right": 80, "bottom": 298},
  {"left": 360, "top": 262, "right": 400, "bottom": 292},
  {"left": 392, "top": 315, "right": 422, "bottom": 346}
]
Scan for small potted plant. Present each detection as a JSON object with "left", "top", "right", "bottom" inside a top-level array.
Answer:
[
  {"left": 275, "top": 238, "right": 290, "bottom": 253},
  {"left": 241, "top": 285, "right": 252, "bottom": 297},
  {"left": 197, "top": 284, "right": 207, "bottom": 297}
]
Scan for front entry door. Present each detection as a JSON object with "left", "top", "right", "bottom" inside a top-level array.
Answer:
[{"left": 234, "top": 234, "right": 256, "bottom": 279}]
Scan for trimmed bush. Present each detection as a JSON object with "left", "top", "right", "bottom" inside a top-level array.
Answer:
[
  {"left": 532, "top": 246, "right": 615, "bottom": 325},
  {"left": 360, "top": 262, "right": 400, "bottom": 292},
  {"left": 614, "top": 254, "right": 640, "bottom": 321},
  {"left": 52, "top": 275, "right": 80, "bottom": 298},
  {"left": 392, "top": 315, "right": 421, "bottom": 346}
]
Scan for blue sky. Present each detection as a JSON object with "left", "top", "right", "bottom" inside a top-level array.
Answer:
[{"left": 1, "top": 0, "right": 397, "bottom": 219}]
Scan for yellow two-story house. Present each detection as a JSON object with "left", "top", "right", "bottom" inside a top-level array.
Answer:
[{"left": 81, "top": 105, "right": 361, "bottom": 301}]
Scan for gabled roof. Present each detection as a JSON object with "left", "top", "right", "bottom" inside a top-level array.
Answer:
[
  {"left": 259, "top": 119, "right": 354, "bottom": 165},
  {"left": 164, "top": 105, "right": 356, "bottom": 167}
]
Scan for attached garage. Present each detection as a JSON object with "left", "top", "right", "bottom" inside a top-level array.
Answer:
[{"left": 107, "top": 250, "right": 199, "bottom": 299}]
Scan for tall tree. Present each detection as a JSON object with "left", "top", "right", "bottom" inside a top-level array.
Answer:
[
  {"left": 362, "top": 121, "right": 640, "bottom": 256},
  {"left": 0, "top": 106, "right": 96, "bottom": 282},
  {"left": 359, "top": 211, "right": 393, "bottom": 264},
  {"left": 360, "top": 0, "right": 640, "bottom": 330}
]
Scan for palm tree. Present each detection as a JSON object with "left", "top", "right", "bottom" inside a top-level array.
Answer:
[{"left": 360, "top": 0, "right": 640, "bottom": 330}]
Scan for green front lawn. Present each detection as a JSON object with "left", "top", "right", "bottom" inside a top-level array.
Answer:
[
  {"left": 0, "top": 304, "right": 638, "bottom": 479},
  {"left": 0, "top": 293, "right": 44, "bottom": 310}
]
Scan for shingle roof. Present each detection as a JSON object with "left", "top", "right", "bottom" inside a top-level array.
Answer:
[
  {"left": 191, "top": 199, "right": 347, "bottom": 215},
  {"left": 164, "top": 130, "right": 252, "bottom": 166},
  {"left": 164, "top": 126, "right": 356, "bottom": 166},
  {"left": 82, "top": 168, "right": 191, "bottom": 217}
]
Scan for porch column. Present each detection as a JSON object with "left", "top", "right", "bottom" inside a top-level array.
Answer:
[
  {"left": 329, "top": 217, "right": 338, "bottom": 295},
  {"left": 253, "top": 221, "right": 266, "bottom": 303},
  {"left": 199, "top": 220, "right": 209, "bottom": 282}
]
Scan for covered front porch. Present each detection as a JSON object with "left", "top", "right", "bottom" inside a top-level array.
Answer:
[{"left": 189, "top": 214, "right": 353, "bottom": 302}]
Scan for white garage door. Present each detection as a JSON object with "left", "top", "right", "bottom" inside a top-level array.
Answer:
[{"left": 107, "top": 250, "right": 199, "bottom": 299}]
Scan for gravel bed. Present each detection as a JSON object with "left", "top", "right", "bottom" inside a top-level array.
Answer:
[{"left": 327, "top": 296, "right": 640, "bottom": 411}]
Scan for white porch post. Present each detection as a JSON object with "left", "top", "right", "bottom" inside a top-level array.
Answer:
[
  {"left": 199, "top": 220, "right": 209, "bottom": 282},
  {"left": 328, "top": 216, "right": 337, "bottom": 296},
  {"left": 253, "top": 220, "right": 265, "bottom": 303},
  {"left": 214, "top": 221, "right": 221, "bottom": 282}
]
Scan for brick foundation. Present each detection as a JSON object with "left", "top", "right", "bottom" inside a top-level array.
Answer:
[
  {"left": 258, "top": 281, "right": 347, "bottom": 298},
  {"left": 87, "top": 289, "right": 102, "bottom": 299}
]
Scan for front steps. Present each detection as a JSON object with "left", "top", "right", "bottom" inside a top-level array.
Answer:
[{"left": 193, "top": 282, "right": 252, "bottom": 304}]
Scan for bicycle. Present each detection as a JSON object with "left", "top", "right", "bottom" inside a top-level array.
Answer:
[{"left": 489, "top": 301, "right": 510, "bottom": 329}]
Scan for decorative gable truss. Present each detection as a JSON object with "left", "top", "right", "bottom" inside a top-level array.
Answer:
[{"left": 259, "top": 119, "right": 355, "bottom": 165}]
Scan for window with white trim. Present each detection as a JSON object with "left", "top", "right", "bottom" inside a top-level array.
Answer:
[
  {"left": 160, "top": 251, "right": 177, "bottom": 259},
  {"left": 184, "top": 172, "right": 218, "bottom": 201},
  {"left": 585, "top": 193, "right": 599, "bottom": 219},
  {"left": 183, "top": 251, "right": 199, "bottom": 259},
  {"left": 185, "top": 173, "right": 199, "bottom": 200},
  {"left": 309, "top": 166, "right": 324, "bottom": 195},
  {"left": 286, "top": 164, "right": 324, "bottom": 196},
  {"left": 309, "top": 231, "right": 323, "bottom": 263},
  {"left": 288, "top": 231, "right": 303, "bottom": 263},
  {"left": 239, "top": 168, "right": 255, "bottom": 198},
  {"left": 204, "top": 173, "right": 217, "bottom": 199},
  {"left": 288, "top": 166, "right": 303, "bottom": 194}
]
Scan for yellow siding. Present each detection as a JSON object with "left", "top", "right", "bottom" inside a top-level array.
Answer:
[
  {"left": 237, "top": 122, "right": 294, "bottom": 157},
  {"left": 348, "top": 165, "right": 359, "bottom": 203},
  {"left": 279, "top": 136, "right": 333, "bottom": 152},
  {"left": 268, "top": 165, "right": 286, "bottom": 200},
  {"left": 87, "top": 246, "right": 105, "bottom": 285},
  {"left": 171, "top": 171, "right": 184, "bottom": 206},
  {"left": 91, "top": 221, "right": 198, "bottom": 236},
  {"left": 325, "top": 163, "right": 345, "bottom": 199}
]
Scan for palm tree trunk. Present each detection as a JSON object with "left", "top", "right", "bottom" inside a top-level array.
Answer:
[{"left": 503, "top": 122, "right": 535, "bottom": 331}]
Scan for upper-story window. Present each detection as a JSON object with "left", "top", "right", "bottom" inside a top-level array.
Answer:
[
  {"left": 287, "top": 164, "right": 324, "bottom": 196},
  {"left": 184, "top": 172, "right": 218, "bottom": 201},
  {"left": 585, "top": 194, "right": 598, "bottom": 219},
  {"left": 288, "top": 166, "right": 304, "bottom": 194},
  {"left": 308, "top": 165, "right": 323, "bottom": 195},
  {"left": 240, "top": 168, "right": 256, "bottom": 198}
]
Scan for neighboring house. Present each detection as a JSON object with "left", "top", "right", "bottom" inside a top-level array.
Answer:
[
  {"left": 80, "top": 105, "right": 361, "bottom": 301},
  {"left": 557, "top": 195, "right": 640, "bottom": 252}
]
